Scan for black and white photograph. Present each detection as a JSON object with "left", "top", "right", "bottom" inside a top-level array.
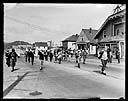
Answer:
[{"left": 3, "top": 3, "right": 125, "bottom": 99}]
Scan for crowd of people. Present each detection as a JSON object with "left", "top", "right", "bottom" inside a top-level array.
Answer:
[
  {"left": 22, "top": 48, "right": 89, "bottom": 70},
  {"left": 5, "top": 46, "right": 121, "bottom": 74}
]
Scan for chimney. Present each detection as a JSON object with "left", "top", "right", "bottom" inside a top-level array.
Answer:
[{"left": 89, "top": 27, "right": 92, "bottom": 34}]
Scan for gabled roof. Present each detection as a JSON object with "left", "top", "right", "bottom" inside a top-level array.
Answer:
[
  {"left": 76, "top": 29, "right": 98, "bottom": 44},
  {"left": 82, "top": 29, "right": 98, "bottom": 41},
  {"left": 94, "top": 9, "right": 126, "bottom": 39},
  {"left": 62, "top": 34, "right": 79, "bottom": 42},
  {"left": 34, "top": 42, "right": 48, "bottom": 47}
]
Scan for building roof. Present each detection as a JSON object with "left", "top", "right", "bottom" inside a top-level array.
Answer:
[
  {"left": 82, "top": 29, "right": 98, "bottom": 41},
  {"left": 34, "top": 42, "right": 48, "bottom": 47},
  {"left": 62, "top": 34, "right": 79, "bottom": 42},
  {"left": 94, "top": 9, "right": 126, "bottom": 39},
  {"left": 76, "top": 28, "right": 98, "bottom": 44}
]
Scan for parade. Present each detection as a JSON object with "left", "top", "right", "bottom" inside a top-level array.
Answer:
[
  {"left": 3, "top": 3, "right": 125, "bottom": 99},
  {"left": 4, "top": 45, "right": 122, "bottom": 75}
]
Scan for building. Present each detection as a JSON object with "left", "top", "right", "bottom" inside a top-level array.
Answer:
[
  {"left": 94, "top": 8, "right": 125, "bottom": 58},
  {"left": 33, "top": 42, "right": 48, "bottom": 50},
  {"left": 62, "top": 34, "right": 79, "bottom": 50},
  {"left": 76, "top": 28, "right": 98, "bottom": 54}
]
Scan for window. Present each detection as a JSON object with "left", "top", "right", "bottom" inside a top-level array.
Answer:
[
  {"left": 122, "top": 32, "right": 124, "bottom": 35},
  {"left": 80, "top": 37, "right": 84, "bottom": 41},
  {"left": 103, "top": 30, "right": 107, "bottom": 38},
  {"left": 91, "top": 45, "right": 93, "bottom": 51},
  {"left": 82, "top": 37, "right": 83, "bottom": 41},
  {"left": 117, "top": 29, "right": 119, "bottom": 36}
]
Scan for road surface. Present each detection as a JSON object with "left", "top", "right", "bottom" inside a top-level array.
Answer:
[{"left": 3, "top": 56, "right": 125, "bottom": 99}]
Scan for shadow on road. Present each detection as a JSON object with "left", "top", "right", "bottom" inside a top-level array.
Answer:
[
  {"left": 3, "top": 72, "right": 29, "bottom": 97},
  {"left": 93, "top": 70, "right": 103, "bottom": 75},
  {"left": 13, "top": 68, "right": 20, "bottom": 72}
]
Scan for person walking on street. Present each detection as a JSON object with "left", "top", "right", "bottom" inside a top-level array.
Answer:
[
  {"left": 24, "top": 50, "right": 28, "bottom": 62},
  {"left": 38, "top": 50, "right": 45, "bottom": 70},
  {"left": 77, "top": 50, "right": 81, "bottom": 68},
  {"left": 116, "top": 48, "right": 120, "bottom": 63},
  {"left": 27, "top": 48, "right": 31, "bottom": 63},
  {"left": 29, "top": 49, "right": 35, "bottom": 65},
  {"left": 5, "top": 50, "right": 11, "bottom": 67},
  {"left": 57, "top": 50, "right": 63, "bottom": 64},
  {"left": 82, "top": 49, "right": 87, "bottom": 64},
  {"left": 44, "top": 50, "right": 48, "bottom": 61},
  {"left": 49, "top": 50, "right": 53, "bottom": 62},
  {"left": 54, "top": 50, "right": 58, "bottom": 63},
  {"left": 79, "top": 49, "right": 82, "bottom": 62},
  {"left": 100, "top": 46, "right": 108, "bottom": 75},
  {"left": 9, "top": 48, "right": 18, "bottom": 72},
  {"left": 64, "top": 51, "right": 68, "bottom": 61},
  {"left": 107, "top": 47, "right": 112, "bottom": 63},
  {"left": 75, "top": 50, "right": 79, "bottom": 64},
  {"left": 109, "top": 50, "right": 113, "bottom": 63},
  {"left": 68, "top": 52, "right": 71, "bottom": 62}
]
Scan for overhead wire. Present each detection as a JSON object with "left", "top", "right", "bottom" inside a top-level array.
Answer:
[{"left": 5, "top": 15, "right": 66, "bottom": 34}]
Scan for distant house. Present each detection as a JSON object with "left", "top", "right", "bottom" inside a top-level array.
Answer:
[
  {"left": 94, "top": 8, "right": 125, "bottom": 58},
  {"left": 76, "top": 28, "right": 98, "bottom": 54},
  {"left": 62, "top": 34, "right": 79, "bottom": 50},
  {"left": 34, "top": 42, "right": 48, "bottom": 50}
]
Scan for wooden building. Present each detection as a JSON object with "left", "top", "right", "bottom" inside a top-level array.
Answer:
[
  {"left": 62, "top": 34, "right": 79, "bottom": 50},
  {"left": 94, "top": 8, "right": 125, "bottom": 58},
  {"left": 76, "top": 28, "right": 98, "bottom": 54}
]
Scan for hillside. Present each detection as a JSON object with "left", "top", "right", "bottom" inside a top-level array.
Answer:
[{"left": 4, "top": 41, "right": 31, "bottom": 49}]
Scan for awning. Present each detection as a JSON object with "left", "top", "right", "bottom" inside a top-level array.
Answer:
[
  {"left": 77, "top": 41, "right": 90, "bottom": 44},
  {"left": 100, "top": 35, "right": 125, "bottom": 42}
]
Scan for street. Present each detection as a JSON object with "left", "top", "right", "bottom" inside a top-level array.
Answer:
[{"left": 3, "top": 55, "right": 125, "bottom": 99}]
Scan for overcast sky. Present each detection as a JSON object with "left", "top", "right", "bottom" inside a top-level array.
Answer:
[{"left": 4, "top": 3, "right": 121, "bottom": 43}]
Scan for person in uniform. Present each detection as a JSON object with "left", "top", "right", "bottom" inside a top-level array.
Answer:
[
  {"left": 100, "top": 46, "right": 108, "bottom": 75},
  {"left": 9, "top": 48, "right": 18, "bottom": 72},
  {"left": 38, "top": 50, "right": 45, "bottom": 70}
]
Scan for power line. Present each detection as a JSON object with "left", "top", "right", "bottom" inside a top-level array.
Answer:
[{"left": 5, "top": 15, "right": 66, "bottom": 34}]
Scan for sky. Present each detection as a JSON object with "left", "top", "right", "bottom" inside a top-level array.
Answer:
[{"left": 4, "top": 3, "right": 121, "bottom": 44}]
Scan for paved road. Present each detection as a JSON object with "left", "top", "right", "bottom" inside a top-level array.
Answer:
[{"left": 3, "top": 56, "right": 125, "bottom": 99}]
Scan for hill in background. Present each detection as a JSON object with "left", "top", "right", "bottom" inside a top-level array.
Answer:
[{"left": 4, "top": 41, "right": 31, "bottom": 49}]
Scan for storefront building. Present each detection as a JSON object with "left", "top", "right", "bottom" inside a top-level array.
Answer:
[{"left": 94, "top": 9, "right": 125, "bottom": 58}]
